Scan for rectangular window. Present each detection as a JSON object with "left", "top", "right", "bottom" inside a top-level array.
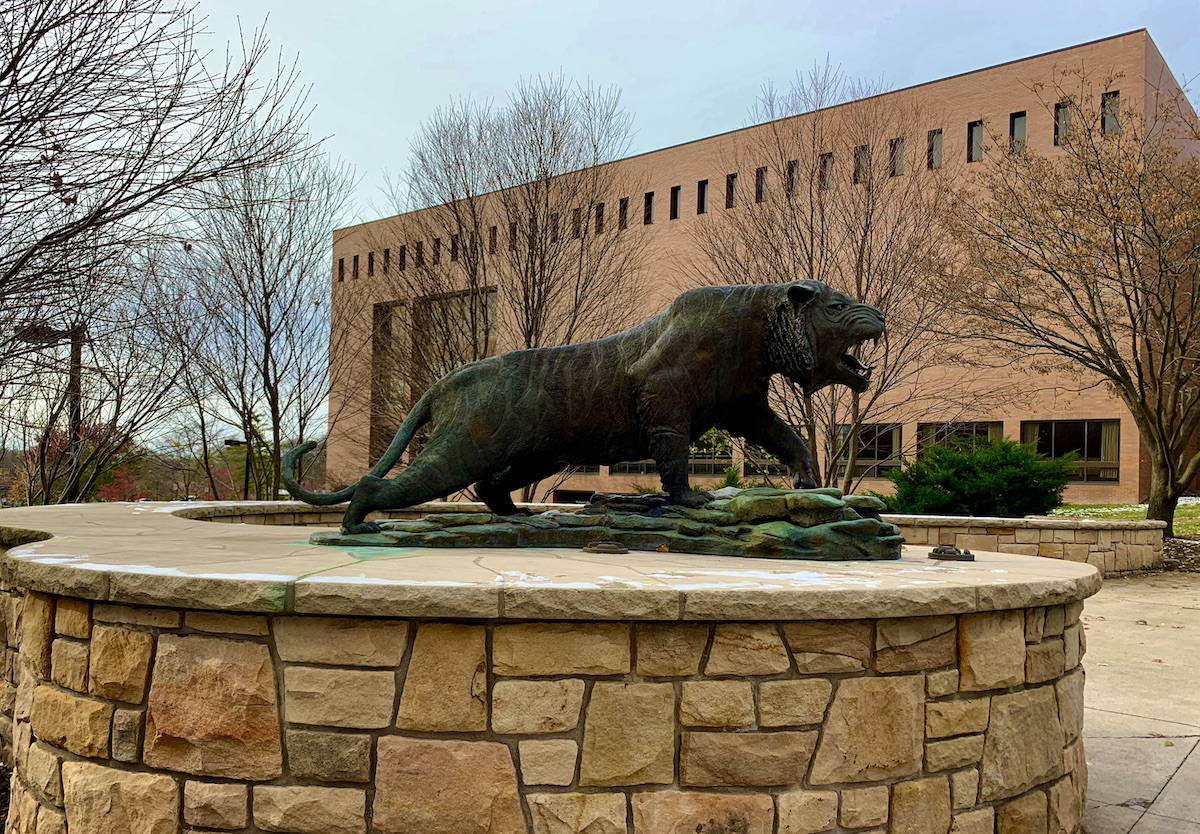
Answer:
[
  {"left": 509, "top": 221, "right": 518, "bottom": 249},
  {"left": 1054, "top": 102, "right": 1071, "bottom": 146},
  {"left": 352, "top": 254, "right": 359, "bottom": 279},
  {"left": 853, "top": 144, "right": 869, "bottom": 184},
  {"left": 785, "top": 160, "right": 798, "bottom": 195},
  {"left": 643, "top": 191, "right": 654, "bottom": 225},
  {"left": 725, "top": 173, "right": 737, "bottom": 208},
  {"left": 337, "top": 257, "right": 344, "bottom": 282},
  {"left": 383, "top": 248, "right": 390, "bottom": 275},
  {"left": 889, "top": 137, "right": 904, "bottom": 177},
  {"left": 669, "top": 186, "right": 680, "bottom": 220},
  {"left": 696, "top": 179, "right": 708, "bottom": 214},
  {"left": 432, "top": 238, "right": 441, "bottom": 265},
  {"left": 755, "top": 166, "right": 767, "bottom": 202},
  {"left": 967, "top": 120, "right": 984, "bottom": 162},
  {"left": 917, "top": 421, "right": 1003, "bottom": 451},
  {"left": 1009, "top": 111, "right": 1026, "bottom": 152},
  {"left": 488, "top": 226, "right": 497, "bottom": 255},
  {"left": 399, "top": 245, "right": 407, "bottom": 271},
  {"left": 927, "top": 129, "right": 943, "bottom": 170},
  {"left": 618, "top": 197, "right": 628, "bottom": 230},
  {"left": 818, "top": 153, "right": 833, "bottom": 190},
  {"left": 595, "top": 202, "right": 605, "bottom": 234},
  {"left": 450, "top": 235, "right": 460, "bottom": 262},
  {"left": 367, "top": 251, "right": 375, "bottom": 277},
  {"left": 548, "top": 213, "right": 559, "bottom": 242},
  {"left": 572, "top": 208, "right": 582, "bottom": 239},
  {"left": 838, "top": 424, "right": 902, "bottom": 480},
  {"left": 1102, "top": 90, "right": 1120, "bottom": 134},
  {"left": 414, "top": 242, "right": 424, "bottom": 268},
  {"left": 1021, "top": 419, "right": 1120, "bottom": 482}
]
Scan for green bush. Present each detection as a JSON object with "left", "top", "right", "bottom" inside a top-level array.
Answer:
[{"left": 886, "top": 439, "right": 1073, "bottom": 517}]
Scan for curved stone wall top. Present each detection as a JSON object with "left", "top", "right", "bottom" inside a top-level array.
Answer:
[{"left": 0, "top": 502, "right": 1100, "bottom": 620}]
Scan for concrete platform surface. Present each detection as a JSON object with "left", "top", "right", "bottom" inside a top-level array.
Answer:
[{"left": 1083, "top": 572, "right": 1200, "bottom": 833}]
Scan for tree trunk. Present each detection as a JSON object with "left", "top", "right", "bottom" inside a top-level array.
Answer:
[{"left": 1145, "top": 455, "right": 1179, "bottom": 538}]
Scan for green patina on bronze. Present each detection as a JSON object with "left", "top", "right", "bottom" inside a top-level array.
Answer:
[
  {"left": 284, "top": 280, "right": 885, "bottom": 539},
  {"left": 311, "top": 488, "right": 903, "bottom": 561}
]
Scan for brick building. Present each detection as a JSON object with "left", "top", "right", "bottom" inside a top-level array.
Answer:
[{"left": 325, "top": 30, "right": 1192, "bottom": 505}]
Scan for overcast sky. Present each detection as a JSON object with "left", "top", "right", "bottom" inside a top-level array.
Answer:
[{"left": 199, "top": 0, "right": 1199, "bottom": 221}]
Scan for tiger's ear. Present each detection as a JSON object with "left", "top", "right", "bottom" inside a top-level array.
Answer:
[{"left": 787, "top": 281, "right": 819, "bottom": 308}]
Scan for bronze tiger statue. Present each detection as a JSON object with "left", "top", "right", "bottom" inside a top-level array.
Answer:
[{"left": 283, "top": 279, "right": 884, "bottom": 534}]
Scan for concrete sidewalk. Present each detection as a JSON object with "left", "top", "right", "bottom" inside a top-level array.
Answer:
[{"left": 1082, "top": 571, "right": 1200, "bottom": 833}]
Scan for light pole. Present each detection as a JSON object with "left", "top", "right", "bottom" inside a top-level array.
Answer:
[
  {"left": 15, "top": 323, "right": 85, "bottom": 502},
  {"left": 224, "top": 438, "right": 251, "bottom": 501}
]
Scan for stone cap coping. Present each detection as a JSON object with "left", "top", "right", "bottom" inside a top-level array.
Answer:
[
  {"left": 882, "top": 513, "right": 1166, "bottom": 530},
  {"left": 0, "top": 501, "right": 1100, "bottom": 620}
]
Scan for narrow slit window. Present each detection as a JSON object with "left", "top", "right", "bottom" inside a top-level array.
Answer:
[
  {"left": 1102, "top": 90, "right": 1120, "bottom": 134},
  {"left": 488, "top": 226, "right": 497, "bottom": 254},
  {"left": 927, "top": 129, "right": 942, "bottom": 170},
  {"left": 618, "top": 197, "right": 628, "bottom": 230},
  {"left": 853, "top": 145, "right": 869, "bottom": 184},
  {"left": 337, "top": 257, "right": 344, "bottom": 282},
  {"left": 352, "top": 254, "right": 359, "bottom": 279},
  {"left": 432, "top": 238, "right": 441, "bottom": 265},
  {"left": 697, "top": 179, "right": 708, "bottom": 214},
  {"left": 399, "top": 245, "right": 406, "bottom": 271},
  {"left": 755, "top": 166, "right": 766, "bottom": 202},
  {"left": 889, "top": 137, "right": 904, "bottom": 177},
  {"left": 818, "top": 153, "right": 833, "bottom": 190},
  {"left": 572, "top": 208, "right": 582, "bottom": 239},
  {"left": 595, "top": 202, "right": 605, "bottom": 234},
  {"left": 967, "top": 121, "right": 983, "bottom": 162},
  {"left": 643, "top": 191, "right": 654, "bottom": 225},
  {"left": 1009, "top": 111, "right": 1026, "bottom": 152},
  {"left": 669, "top": 186, "right": 680, "bottom": 220},
  {"left": 450, "top": 235, "right": 459, "bottom": 262},
  {"left": 414, "top": 242, "right": 424, "bottom": 268},
  {"left": 725, "top": 173, "right": 737, "bottom": 208},
  {"left": 509, "top": 222, "right": 519, "bottom": 250},
  {"left": 367, "top": 251, "right": 375, "bottom": 277},
  {"left": 550, "top": 213, "right": 560, "bottom": 242},
  {"left": 1054, "top": 102, "right": 1071, "bottom": 145},
  {"left": 383, "top": 248, "right": 390, "bottom": 275},
  {"left": 785, "top": 160, "right": 798, "bottom": 194}
]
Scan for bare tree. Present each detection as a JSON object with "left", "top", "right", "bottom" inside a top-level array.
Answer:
[
  {"left": 183, "top": 150, "right": 357, "bottom": 499},
  {"left": 953, "top": 66, "right": 1200, "bottom": 534},
  {"left": 0, "top": 0, "right": 309, "bottom": 376},
  {"left": 690, "top": 61, "right": 988, "bottom": 491}
]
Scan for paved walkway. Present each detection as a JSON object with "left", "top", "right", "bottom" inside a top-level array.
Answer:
[{"left": 1083, "top": 572, "right": 1200, "bottom": 833}]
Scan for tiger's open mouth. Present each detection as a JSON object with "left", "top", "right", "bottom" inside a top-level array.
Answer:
[{"left": 840, "top": 351, "right": 874, "bottom": 383}]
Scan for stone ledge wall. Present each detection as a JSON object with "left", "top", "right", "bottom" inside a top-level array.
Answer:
[{"left": 0, "top": 584, "right": 1089, "bottom": 834}]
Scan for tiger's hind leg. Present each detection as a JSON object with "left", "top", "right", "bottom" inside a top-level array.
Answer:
[
  {"left": 474, "top": 461, "right": 563, "bottom": 516},
  {"left": 340, "top": 457, "right": 474, "bottom": 534}
]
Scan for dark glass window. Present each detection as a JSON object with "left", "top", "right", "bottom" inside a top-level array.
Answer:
[
  {"left": 399, "top": 245, "right": 407, "bottom": 271},
  {"left": 1009, "top": 111, "right": 1026, "bottom": 152},
  {"left": 927, "top": 129, "right": 943, "bottom": 170},
  {"left": 618, "top": 197, "right": 628, "bottom": 230},
  {"left": 889, "top": 137, "right": 904, "bottom": 177},
  {"left": 838, "top": 424, "right": 902, "bottom": 479},
  {"left": 571, "top": 208, "right": 582, "bottom": 239},
  {"left": 432, "top": 238, "right": 441, "bottom": 265},
  {"left": 643, "top": 191, "right": 654, "bottom": 225},
  {"left": 755, "top": 166, "right": 767, "bottom": 202},
  {"left": 595, "top": 202, "right": 605, "bottom": 234},
  {"left": 367, "top": 251, "right": 375, "bottom": 277},
  {"left": 967, "top": 121, "right": 983, "bottom": 162},
  {"left": 918, "top": 421, "right": 1003, "bottom": 450},
  {"left": 785, "top": 160, "right": 798, "bottom": 194},
  {"left": 1021, "top": 420, "right": 1120, "bottom": 482},
  {"left": 669, "top": 186, "right": 680, "bottom": 220},
  {"left": 414, "top": 241, "right": 424, "bottom": 268},
  {"left": 725, "top": 173, "right": 737, "bottom": 208},
  {"left": 450, "top": 235, "right": 459, "bottom": 262},
  {"left": 488, "top": 226, "right": 497, "bottom": 254},
  {"left": 696, "top": 179, "right": 708, "bottom": 214},
  {"left": 383, "top": 248, "right": 390, "bottom": 275},
  {"left": 1054, "top": 102, "right": 1071, "bottom": 146},
  {"left": 352, "top": 254, "right": 359, "bottom": 279},
  {"left": 337, "top": 258, "right": 344, "bottom": 282},
  {"left": 510, "top": 221, "right": 519, "bottom": 249},
  {"left": 853, "top": 145, "right": 869, "bottom": 184},
  {"left": 1102, "top": 91, "right": 1120, "bottom": 134},
  {"left": 818, "top": 153, "right": 833, "bottom": 190}
]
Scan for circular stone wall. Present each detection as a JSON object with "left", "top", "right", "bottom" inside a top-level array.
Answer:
[{"left": 0, "top": 502, "right": 1099, "bottom": 834}]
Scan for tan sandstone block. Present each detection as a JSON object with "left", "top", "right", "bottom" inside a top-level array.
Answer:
[
  {"left": 528, "top": 793, "right": 626, "bottom": 834},
  {"left": 21, "top": 593, "right": 54, "bottom": 679},
  {"left": 185, "top": 781, "right": 249, "bottom": 829},
  {"left": 681, "top": 731, "right": 817, "bottom": 786},
  {"left": 777, "top": 790, "right": 838, "bottom": 833},
  {"left": 959, "top": 611, "right": 1026, "bottom": 691},
  {"left": 579, "top": 682, "right": 674, "bottom": 787},
  {"left": 254, "top": 786, "right": 365, "bottom": 834},
  {"left": 926, "top": 699, "right": 990, "bottom": 738},
  {"left": 951, "top": 768, "right": 980, "bottom": 809},
  {"left": 927, "top": 669, "right": 960, "bottom": 698},
  {"left": 63, "top": 760, "right": 179, "bottom": 834},
  {"left": 111, "top": 708, "right": 143, "bottom": 763},
  {"left": 144, "top": 635, "right": 282, "bottom": 779},
  {"left": 1049, "top": 776, "right": 1081, "bottom": 834},
  {"left": 1027, "top": 638, "right": 1066, "bottom": 683},
  {"left": 50, "top": 639, "right": 88, "bottom": 692},
  {"left": 950, "top": 808, "right": 994, "bottom": 834},
  {"left": 1063, "top": 544, "right": 1091, "bottom": 562},
  {"left": 274, "top": 617, "right": 407, "bottom": 666},
  {"left": 184, "top": 612, "right": 269, "bottom": 636},
  {"left": 679, "top": 680, "right": 754, "bottom": 727},
  {"left": 396, "top": 623, "right": 486, "bottom": 731},
  {"left": 631, "top": 791, "right": 774, "bottom": 834},
  {"left": 758, "top": 679, "right": 832, "bottom": 726},
  {"left": 31, "top": 685, "right": 112, "bottom": 758},
  {"left": 54, "top": 599, "right": 90, "bottom": 639},
  {"left": 1063, "top": 624, "right": 1081, "bottom": 669},
  {"left": 635, "top": 623, "right": 708, "bottom": 676},
  {"left": 283, "top": 666, "right": 394, "bottom": 729},
  {"left": 705, "top": 623, "right": 791, "bottom": 675},
  {"left": 286, "top": 729, "right": 372, "bottom": 782},
  {"left": 891, "top": 776, "right": 951, "bottom": 834},
  {"left": 840, "top": 785, "right": 889, "bottom": 828},
  {"left": 926, "top": 734, "right": 986, "bottom": 771},
  {"left": 494, "top": 623, "right": 629, "bottom": 676},
  {"left": 809, "top": 674, "right": 924, "bottom": 784},
  {"left": 1044, "top": 606, "right": 1065, "bottom": 636},
  {"left": 92, "top": 604, "right": 179, "bottom": 629},
  {"left": 1025, "top": 608, "right": 1046, "bottom": 643},
  {"left": 373, "top": 736, "right": 524, "bottom": 834},
  {"left": 89, "top": 625, "right": 154, "bottom": 703},
  {"left": 7, "top": 778, "right": 38, "bottom": 834},
  {"left": 781, "top": 620, "right": 872, "bottom": 673},
  {"left": 1056, "top": 669, "right": 1085, "bottom": 744},
  {"left": 492, "top": 679, "right": 585, "bottom": 734},
  {"left": 997, "top": 790, "right": 1048, "bottom": 834},
  {"left": 27, "top": 740, "right": 63, "bottom": 804},
  {"left": 36, "top": 806, "right": 68, "bottom": 834},
  {"left": 1038, "top": 543, "right": 1064, "bottom": 559},
  {"left": 980, "top": 687, "right": 1064, "bottom": 801},
  {"left": 519, "top": 739, "right": 578, "bottom": 786},
  {"left": 875, "top": 615, "right": 957, "bottom": 673}
]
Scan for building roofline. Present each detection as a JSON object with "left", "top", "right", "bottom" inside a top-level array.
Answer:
[{"left": 335, "top": 28, "right": 1151, "bottom": 235}]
